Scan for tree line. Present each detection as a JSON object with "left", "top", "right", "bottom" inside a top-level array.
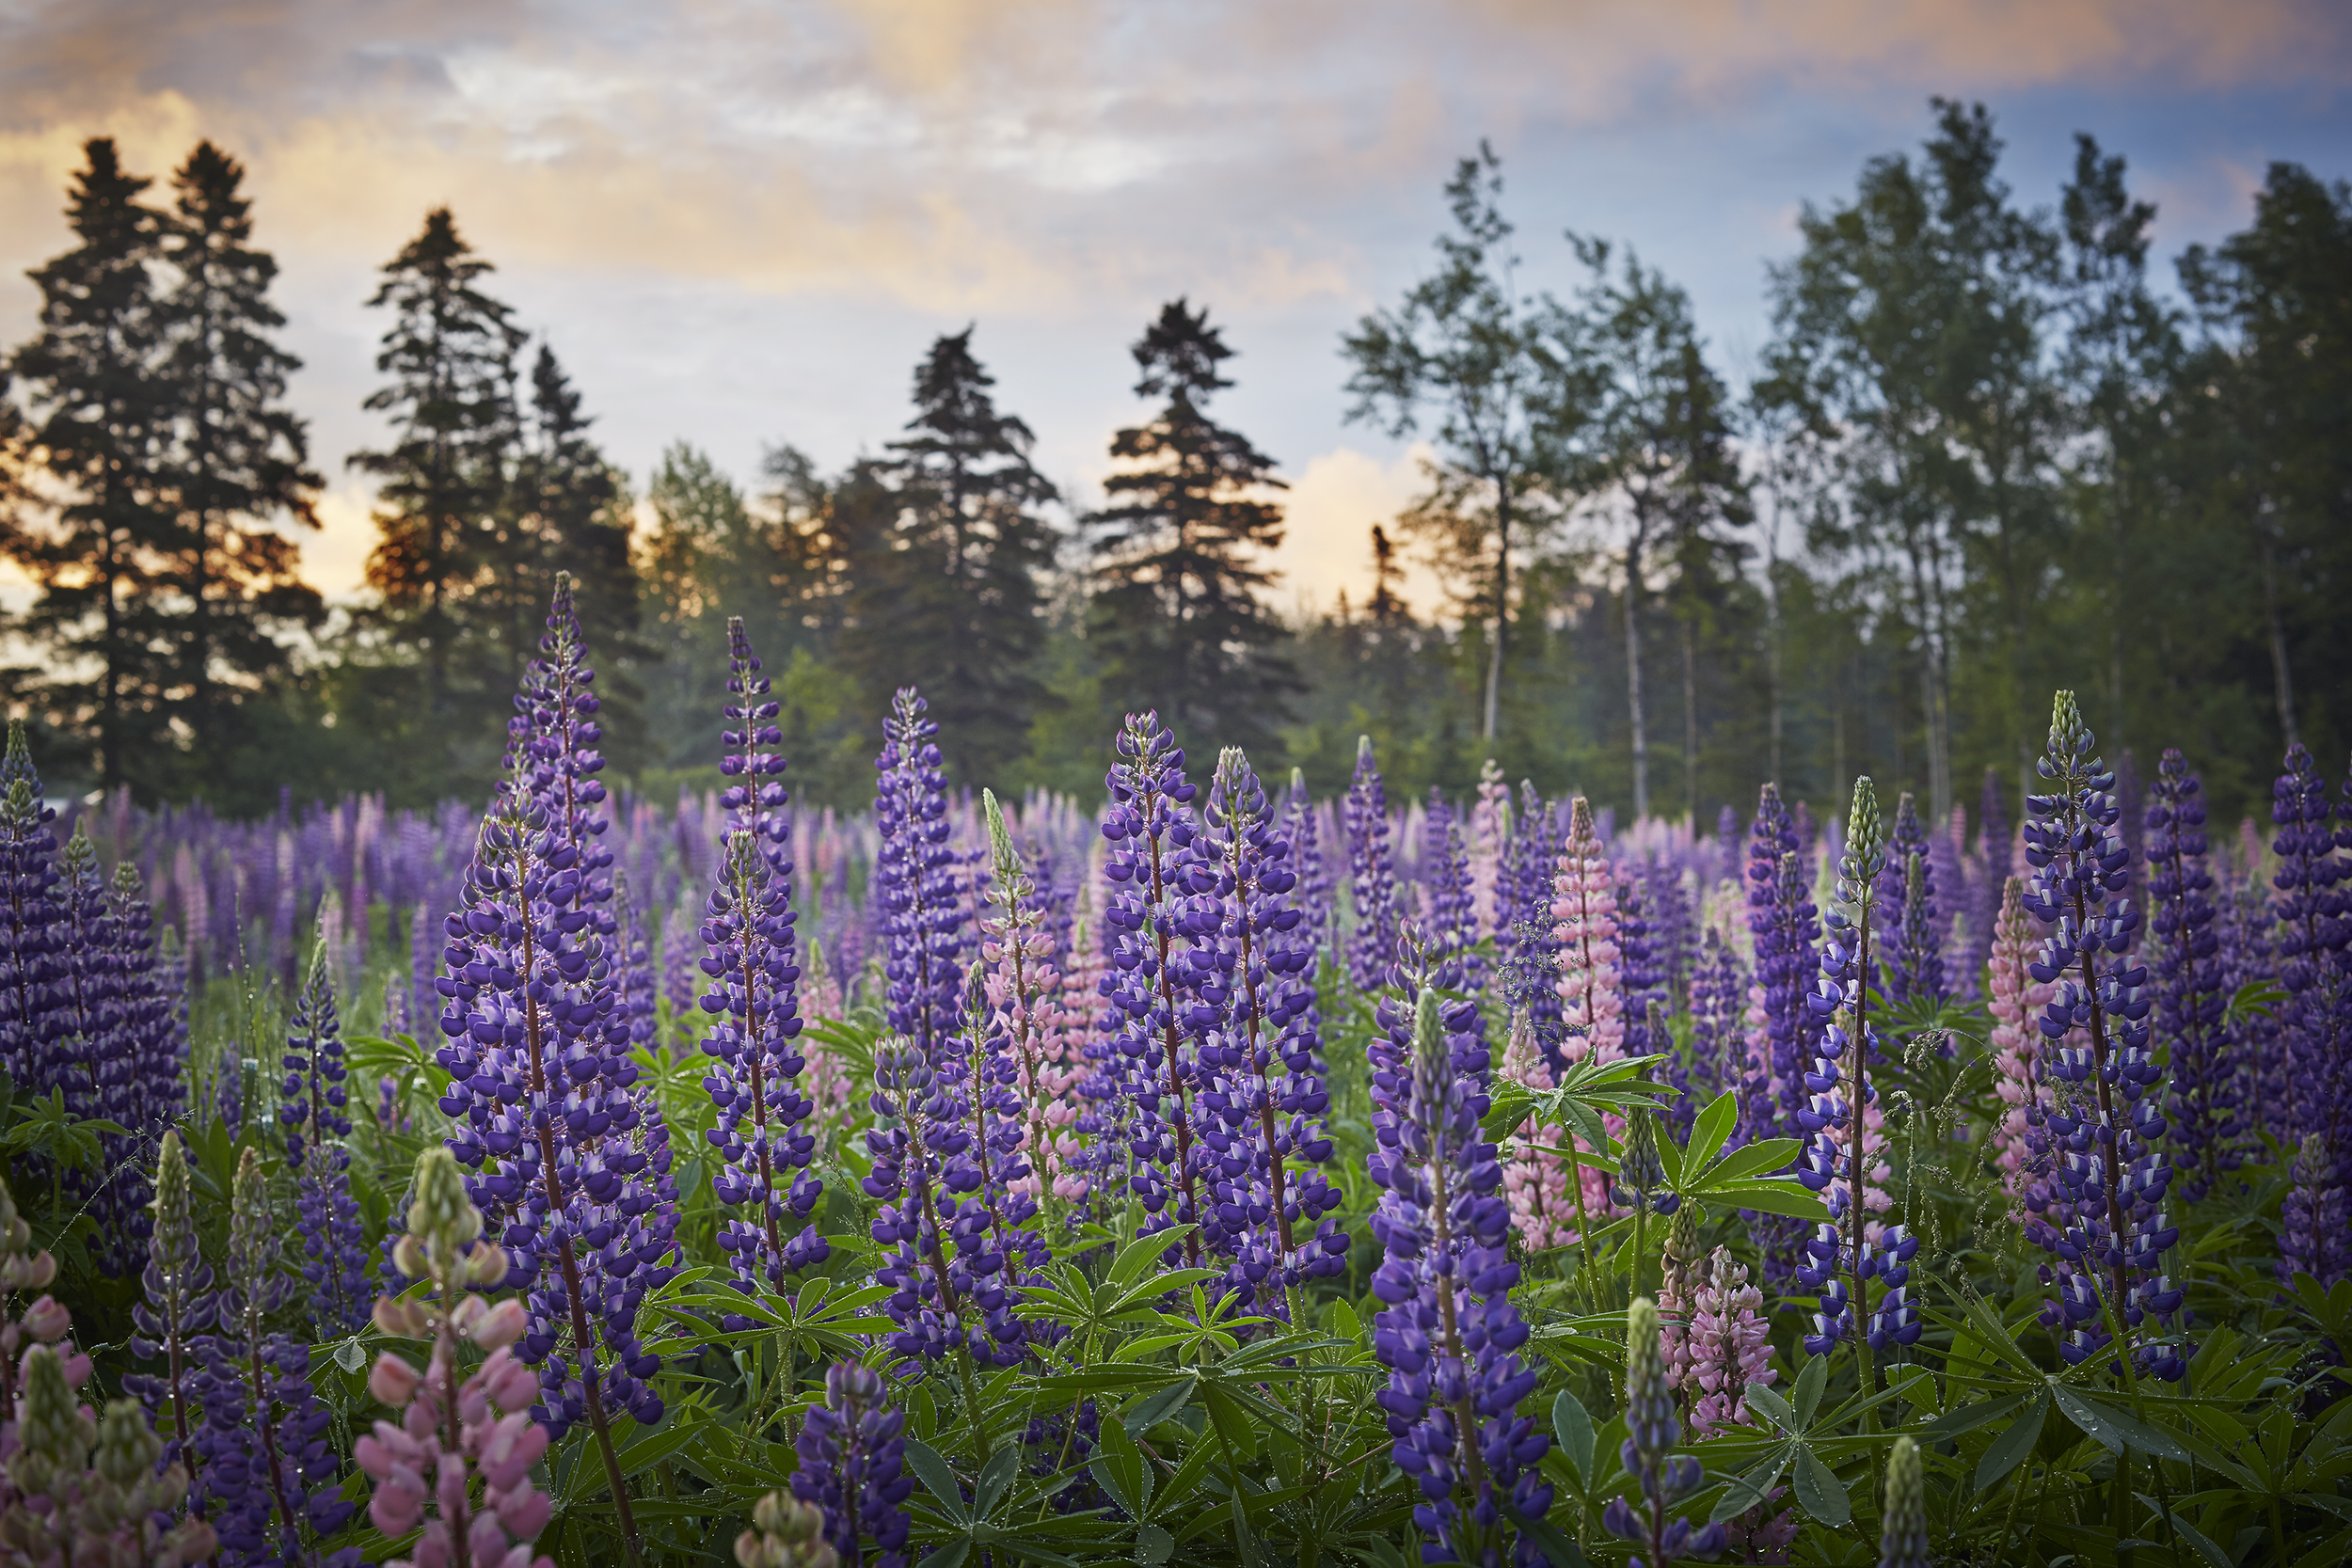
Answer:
[{"left": 4, "top": 101, "right": 2345, "bottom": 830}]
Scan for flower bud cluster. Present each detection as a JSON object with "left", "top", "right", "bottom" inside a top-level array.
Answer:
[
  {"left": 1345, "top": 736, "right": 1402, "bottom": 993},
  {"left": 1602, "top": 1297, "right": 1725, "bottom": 1568},
  {"left": 285, "top": 940, "right": 370, "bottom": 1334},
  {"left": 789, "top": 1362, "right": 914, "bottom": 1568},
  {"left": 2146, "top": 750, "right": 2239, "bottom": 1200},
  {"left": 1, "top": 1341, "right": 216, "bottom": 1568},
  {"left": 2269, "top": 742, "right": 2350, "bottom": 1256},
  {"left": 875, "top": 688, "right": 967, "bottom": 1061}
]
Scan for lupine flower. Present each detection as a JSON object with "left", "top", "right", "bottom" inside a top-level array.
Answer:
[
  {"left": 1551, "top": 798, "right": 1626, "bottom": 1227},
  {"left": 1499, "top": 1011, "right": 1576, "bottom": 1254},
  {"left": 1741, "top": 785, "right": 1816, "bottom": 1155},
  {"left": 434, "top": 579, "right": 676, "bottom": 1440},
  {"left": 2270, "top": 743, "right": 2350, "bottom": 1221},
  {"left": 1687, "top": 928, "right": 1748, "bottom": 1140},
  {"left": 283, "top": 942, "right": 370, "bottom": 1335},
  {"left": 2279, "top": 1132, "right": 2346, "bottom": 1288},
  {"left": 0, "top": 721, "right": 63, "bottom": 1093},
  {"left": 109, "top": 859, "right": 185, "bottom": 1221},
  {"left": 613, "top": 871, "right": 660, "bottom": 1057},
  {"left": 2020, "top": 691, "right": 2185, "bottom": 1381},
  {"left": 1880, "top": 791, "right": 1946, "bottom": 1007},
  {"left": 1618, "top": 871, "right": 1666, "bottom": 1064},
  {"left": 663, "top": 905, "right": 703, "bottom": 1053},
  {"left": 1281, "top": 768, "right": 1338, "bottom": 978},
  {"left": 359, "top": 1148, "right": 558, "bottom": 1568},
  {"left": 1500, "top": 783, "right": 1565, "bottom": 1066},
  {"left": 1601, "top": 1297, "right": 1725, "bottom": 1568},
  {"left": 1470, "top": 758, "right": 1510, "bottom": 940},
  {"left": 0, "top": 1174, "right": 82, "bottom": 1426},
  {"left": 738, "top": 1493, "right": 840, "bottom": 1568},
  {"left": 790, "top": 1362, "right": 915, "bottom": 1568},
  {"left": 1098, "top": 713, "right": 1210, "bottom": 1259},
  {"left": 1369, "top": 988, "right": 1552, "bottom": 1567},
  {"left": 1680, "top": 1246, "right": 1778, "bottom": 1440},
  {"left": 196, "top": 1146, "right": 360, "bottom": 1568},
  {"left": 1876, "top": 1436, "right": 1928, "bottom": 1568},
  {"left": 875, "top": 688, "right": 968, "bottom": 1062},
  {"left": 979, "top": 790, "right": 1083, "bottom": 1212},
  {"left": 1422, "top": 786, "right": 1484, "bottom": 990},
  {"left": 943, "top": 951, "right": 1052, "bottom": 1363},
  {"left": 2146, "top": 751, "right": 2240, "bottom": 1201},
  {"left": 701, "top": 832, "right": 828, "bottom": 1322},
  {"left": 42, "top": 824, "right": 141, "bottom": 1271},
  {"left": 1611, "top": 1108, "right": 1678, "bottom": 1217},
  {"left": 1645, "top": 861, "right": 1696, "bottom": 1009},
  {"left": 1346, "top": 736, "right": 1402, "bottom": 993},
  {"left": 125, "top": 1131, "right": 217, "bottom": 1475},
  {"left": 1796, "top": 777, "right": 1902, "bottom": 1360},
  {"left": 1, "top": 1342, "right": 216, "bottom": 1568},
  {"left": 1190, "top": 748, "right": 1347, "bottom": 1319},
  {"left": 1966, "top": 766, "right": 2013, "bottom": 996},
  {"left": 1987, "top": 879, "right": 2053, "bottom": 1212}
]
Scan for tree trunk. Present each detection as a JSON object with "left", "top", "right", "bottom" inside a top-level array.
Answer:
[
  {"left": 1484, "top": 479, "right": 1511, "bottom": 743},
  {"left": 1680, "top": 613, "right": 1698, "bottom": 827},
  {"left": 1625, "top": 533, "right": 1648, "bottom": 820},
  {"left": 2257, "top": 510, "right": 2299, "bottom": 747}
]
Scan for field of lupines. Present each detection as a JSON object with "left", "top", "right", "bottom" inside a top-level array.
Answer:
[{"left": 3, "top": 576, "right": 2348, "bottom": 1568}]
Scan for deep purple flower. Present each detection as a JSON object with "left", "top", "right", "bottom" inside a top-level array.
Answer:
[
  {"left": 434, "top": 578, "right": 677, "bottom": 1436},
  {"left": 1369, "top": 987, "right": 1552, "bottom": 1567},
  {"left": 124, "top": 1130, "right": 216, "bottom": 1477},
  {"left": 1880, "top": 791, "right": 1946, "bottom": 1008},
  {"left": 1685, "top": 929, "right": 1747, "bottom": 1144},
  {"left": 875, "top": 689, "right": 968, "bottom": 1061},
  {"left": 1618, "top": 872, "right": 1667, "bottom": 1064},
  {"left": 1190, "top": 747, "right": 1347, "bottom": 1319},
  {"left": 790, "top": 1363, "right": 914, "bottom": 1568},
  {"left": 613, "top": 872, "right": 660, "bottom": 1058},
  {"left": 2146, "top": 750, "right": 2239, "bottom": 1202},
  {"left": 282, "top": 944, "right": 369, "bottom": 1336},
  {"left": 1282, "top": 768, "right": 1338, "bottom": 980},
  {"left": 2270, "top": 742, "right": 2350, "bottom": 1219},
  {"left": 1097, "top": 712, "right": 1210, "bottom": 1262},
  {"left": 1422, "top": 787, "right": 1484, "bottom": 992},
  {"left": 1346, "top": 736, "right": 1402, "bottom": 993},
  {"left": 1600, "top": 1296, "right": 1724, "bottom": 1568},
  {"left": 2279, "top": 1132, "right": 2345, "bottom": 1289},
  {"left": 1499, "top": 783, "right": 1565, "bottom": 1068},
  {"left": 1743, "top": 784, "right": 1817, "bottom": 1149},
  {"left": 0, "top": 721, "right": 64, "bottom": 1094},
  {"left": 2019, "top": 691, "right": 2184, "bottom": 1382}
]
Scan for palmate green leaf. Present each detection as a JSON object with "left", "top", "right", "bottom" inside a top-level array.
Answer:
[
  {"left": 1791, "top": 1443, "right": 1850, "bottom": 1527},
  {"left": 903, "top": 1438, "right": 970, "bottom": 1525},
  {"left": 1975, "top": 1392, "right": 2046, "bottom": 1492},
  {"left": 1120, "top": 1378, "right": 1198, "bottom": 1438},
  {"left": 1745, "top": 1382, "right": 1801, "bottom": 1437},
  {"left": 1792, "top": 1352, "right": 1828, "bottom": 1428},
  {"left": 1701, "top": 1179, "right": 1830, "bottom": 1223},
  {"left": 1108, "top": 1224, "right": 1198, "bottom": 1287},
  {"left": 2136, "top": 1494, "right": 2234, "bottom": 1568},
  {"left": 1691, "top": 1138, "right": 1802, "bottom": 1187},
  {"left": 1551, "top": 1390, "right": 1597, "bottom": 1486},
  {"left": 2049, "top": 1384, "right": 2190, "bottom": 1463},
  {"left": 1685, "top": 1088, "right": 1739, "bottom": 1173},
  {"left": 1710, "top": 1445, "right": 1794, "bottom": 1523}
]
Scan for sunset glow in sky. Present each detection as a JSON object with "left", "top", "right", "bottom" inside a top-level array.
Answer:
[{"left": 5, "top": 0, "right": 2347, "bottom": 615}]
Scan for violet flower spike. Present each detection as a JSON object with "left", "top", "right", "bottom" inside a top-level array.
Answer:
[
  {"left": 790, "top": 1362, "right": 915, "bottom": 1568},
  {"left": 1601, "top": 1297, "right": 1726, "bottom": 1568}
]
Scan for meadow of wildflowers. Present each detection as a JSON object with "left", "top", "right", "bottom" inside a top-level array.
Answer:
[{"left": 3, "top": 577, "right": 2348, "bottom": 1567}]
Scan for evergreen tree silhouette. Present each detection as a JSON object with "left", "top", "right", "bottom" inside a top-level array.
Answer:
[{"left": 1089, "top": 299, "right": 1297, "bottom": 752}]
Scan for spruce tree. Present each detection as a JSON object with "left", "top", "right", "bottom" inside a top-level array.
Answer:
[
  {"left": 4, "top": 138, "right": 175, "bottom": 792},
  {"left": 347, "top": 207, "right": 526, "bottom": 709},
  {"left": 151, "top": 140, "right": 324, "bottom": 791},
  {"left": 1089, "top": 299, "right": 1296, "bottom": 752},
  {"left": 844, "top": 328, "right": 1057, "bottom": 784}
]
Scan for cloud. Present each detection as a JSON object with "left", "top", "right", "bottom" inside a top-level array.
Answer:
[{"left": 1275, "top": 444, "right": 1449, "bottom": 623}]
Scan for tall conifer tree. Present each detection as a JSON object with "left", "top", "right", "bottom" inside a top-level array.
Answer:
[
  {"left": 151, "top": 141, "right": 324, "bottom": 784},
  {"left": 4, "top": 138, "right": 176, "bottom": 791},
  {"left": 348, "top": 207, "right": 526, "bottom": 708},
  {"left": 845, "top": 328, "right": 1057, "bottom": 783},
  {"left": 1090, "top": 299, "right": 1296, "bottom": 752}
]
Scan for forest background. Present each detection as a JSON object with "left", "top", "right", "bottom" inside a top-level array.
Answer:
[{"left": 2, "top": 98, "right": 2346, "bottom": 834}]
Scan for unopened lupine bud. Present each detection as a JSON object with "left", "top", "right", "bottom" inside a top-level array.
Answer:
[
  {"left": 739, "top": 1491, "right": 839, "bottom": 1568},
  {"left": 1878, "top": 1435, "right": 1928, "bottom": 1568}
]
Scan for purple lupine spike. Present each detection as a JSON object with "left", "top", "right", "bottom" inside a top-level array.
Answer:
[
  {"left": 1499, "top": 784, "right": 1565, "bottom": 1069},
  {"left": 1370, "top": 930, "right": 1496, "bottom": 1205},
  {"left": 105, "top": 859, "right": 182, "bottom": 1264},
  {"left": 1421, "top": 786, "right": 1484, "bottom": 993},
  {"left": 1967, "top": 767, "right": 2012, "bottom": 999},
  {"left": 700, "top": 833, "right": 829, "bottom": 1324},
  {"left": 1370, "top": 985, "right": 1551, "bottom": 1567},
  {"left": 1687, "top": 927, "right": 1748, "bottom": 1144},
  {"left": 863, "top": 1032, "right": 982, "bottom": 1364},
  {"left": 612, "top": 872, "right": 659, "bottom": 1060},
  {"left": 46, "top": 824, "right": 144, "bottom": 1274},
  {"left": 433, "top": 578, "right": 676, "bottom": 1442},
  {"left": 1282, "top": 768, "right": 1336, "bottom": 981},
  {"left": 1098, "top": 712, "right": 1210, "bottom": 1263},
  {"left": 1645, "top": 860, "right": 1695, "bottom": 1012},
  {"left": 1190, "top": 747, "right": 1347, "bottom": 1322},
  {"left": 123, "top": 1130, "right": 217, "bottom": 1476},
  {"left": 193, "top": 1148, "right": 360, "bottom": 1568},
  {"left": 2270, "top": 744, "right": 2351, "bottom": 1231},
  {"left": 723, "top": 616, "right": 795, "bottom": 877},
  {"left": 1346, "top": 736, "right": 1401, "bottom": 993},
  {"left": 2280, "top": 1132, "right": 2346, "bottom": 1288},
  {"left": 1880, "top": 791, "right": 1947, "bottom": 1009},
  {"left": 875, "top": 689, "right": 967, "bottom": 1063},
  {"left": 282, "top": 942, "right": 370, "bottom": 1336},
  {"left": 662, "top": 904, "right": 701, "bottom": 1054},
  {"left": 2146, "top": 750, "right": 2240, "bottom": 1203},
  {"left": 1618, "top": 870, "right": 1666, "bottom": 1064},
  {"left": 943, "top": 958, "right": 1049, "bottom": 1363},
  {"left": 1602, "top": 1297, "right": 1726, "bottom": 1568},
  {"left": 790, "top": 1363, "right": 914, "bottom": 1568},
  {"left": 2019, "top": 691, "right": 2185, "bottom": 1382},
  {"left": 1797, "top": 778, "right": 1907, "bottom": 1361}
]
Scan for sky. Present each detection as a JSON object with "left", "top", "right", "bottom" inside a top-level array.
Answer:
[{"left": 3, "top": 0, "right": 2347, "bottom": 619}]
